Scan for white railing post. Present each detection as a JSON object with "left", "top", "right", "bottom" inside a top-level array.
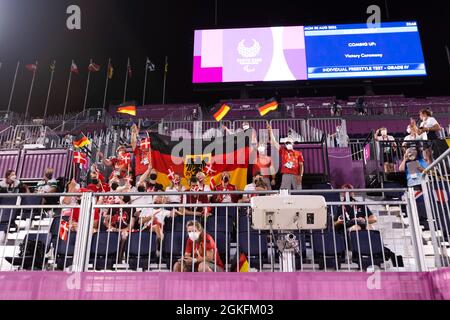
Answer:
[
  {"left": 72, "top": 192, "right": 94, "bottom": 272},
  {"left": 406, "top": 188, "right": 427, "bottom": 271}
]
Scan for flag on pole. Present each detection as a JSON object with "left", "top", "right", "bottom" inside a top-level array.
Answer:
[
  {"left": 73, "top": 133, "right": 91, "bottom": 148},
  {"left": 140, "top": 138, "right": 151, "bottom": 150},
  {"left": 164, "top": 57, "right": 169, "bottom": 73},
  {"left": 146, "top": 58, "right": 156, "bottom": 72},
  {"left": 73, "top": 152, "right": 87, "bottom": 165},
  {"left": 71, "top": 61, "right": 79, "bottom": 74},
  {"left": 257, "top": 98, "right": 279, "bottom": 117},
  {"left": 120, "top": 152, "right": 132, "bottom": 165},
  {"left": 49, "top": 61, "right": 56, "bottom": 71},
  {"left": 127, "top": 58, "right": 133, "bottom": 78},
  {"left": 88, "top": 61, "right": 101, "bottom": 72},
  {"left": 59, "top": 220, "right": 69, "bottom": 241},
  {"left": 213, "top": 104, "right": 231, "bottom": 122},
  {"left": 108, "top": 62, "right": 114, "bottom": 79},
  {"left": 117, "top": 102, "right": 137, "bottom": 116},
  {"left": 25, "top": 64, "right": 37, "bottom": 72}
]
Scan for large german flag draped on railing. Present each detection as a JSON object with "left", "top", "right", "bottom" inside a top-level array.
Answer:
[{"left": 149, "top": 132, "right": 251, "bottom": 190}]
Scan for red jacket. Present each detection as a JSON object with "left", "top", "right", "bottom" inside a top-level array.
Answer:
[{"left": 212, "top": 184, "right": 239, "bottom": 203}]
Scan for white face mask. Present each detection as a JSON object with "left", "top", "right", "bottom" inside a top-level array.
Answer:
[
  {"left": 406, "top": 127, "right": 411, "bottom": 134},
  {"left": 243, "top": 125, "right": 250, "bottom": 131},
  {"left": 381, "top": 130, "right": 388, "bottom": 136},
  {"left": 257, "top": 146, "right": 266, "bottom": 154},
  {"left": 188, "top": 232, "right": 200, "bottom": 241},
  {"left": 286, "top": 144, "right": 294, "bottom": 151},
  {"left": 9, "top": 175, "right": 17, "bottom": 181}
]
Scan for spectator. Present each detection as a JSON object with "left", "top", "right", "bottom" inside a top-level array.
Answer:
[
  {"left": 99, "top": 145, "right": 129, "bottom": 182},
  {"left": 334, "top": 184, "right": 377, "bottom": 232},
  {"left": 87, "top": 167, "right": 110, "bottom": 193},
  {"left": 182, "top": 177, "right": 210, "bottom": 217},
  {"left": 223, "top": 121, "right": 258, "bottom": 145},
  {"left": 331, "top": 100, "right": 342, "bottom": 117},
  {"left": 60, "top": 179, "right": 100, "bottom": 232},
  {"left": 355, "top": 97, "right": 366, "bottom": 115},
  {"left": 0, "top": 170, "right": 22, "bottom": 194},
  {"left": 212, "top": 171, "right": 239, "bottom": 203},
  {"left": 418, "top": 109, "right": 443, "bottom": 163},
  {"left": 165, "top": 174, "right": 186, "bottom": 206},
  {"left": 240, "top": 172, "right": 269, "bottom": 203},
  {"left": 375, "top": 128, "right": 397, "bottom": 173},
  {"left": 196, "top": 172, "right": 211, "bottom": 193},
  {"left": 268, "top": 124, "right": 304, "bottom": 190},
  {"left": 173, "top": 220, "right": 224, "bottom": 272},
  {"left": 36, "top": 168, "right": 58, "bottom": 194},
  {"left": 253, "top": 143, "right": 276, "bottom": 189},
  {"left": 138, "top": 166, "right": 164, "bottom": 192},
  {"left": 399, "top": 147, "right": 428, "bottom": 188},
  {"left": 130, "top": 124, "right": 152, "bottom": 180}
]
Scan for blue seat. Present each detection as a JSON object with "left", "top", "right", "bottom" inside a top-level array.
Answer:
[
  {"left": 163, "top": 215, "right": 190, "bottom": 233},
  {"left": 163, "top": 232, "right": 187, "bottom": 269},
  {"left": 0, "top": 197, "right": 18, "bottom": 228},
  {"left": 382, "top": 182, "right": 404, "bottom": 200},
  {"left": 90, "top": 232, "right": 120, "bottom": 270},
  {"left": 205, "top": 215, "right": 234, "bottom": 234},
  {"left": 238, "top": 231, "right": 269, "bottom": 270},
  {"left": 214, "top": 232, "right": 230, "bottom": 262},
  {"left": 18, "top": 196, "right": 44, "bottom": 220},
  {"left": 5, "top": 233, "right": 52, "bottom": 270},
  {"left": 56, "top": 232, "right": 77, "bottom": 270},
  {"left": 349, "top": 230, "right": 385, "bottom": 270},
  {"left": 312, "top": 232, "right": 347, "bottom": 270},
  {"left": 126, "top": 231, "right": 160, "bottom": 270}
]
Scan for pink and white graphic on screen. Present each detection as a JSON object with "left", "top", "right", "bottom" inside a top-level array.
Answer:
[{"left": 193, "top": 26, "right": 307, "bottom": 83}]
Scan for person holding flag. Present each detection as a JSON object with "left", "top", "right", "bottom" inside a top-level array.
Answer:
[
  {"left": 87, "top": 165, "right": 110, "bottom": 193},
  {"left": 130, "top": 124, "right": 152, "bottom": 180},
  {"left": 212, "top": 171, "right": 240, "bottom": 204}
]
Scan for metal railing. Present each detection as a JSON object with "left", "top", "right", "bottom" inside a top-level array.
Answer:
[
  {"left": 0, "top": 188, "right": 432, "bottom": 273},
  {"left": 420, "top": 148, "right": 450, "bottom": 268}
]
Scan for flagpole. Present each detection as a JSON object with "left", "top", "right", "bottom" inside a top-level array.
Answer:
[
  {"left": 123, "top": 57, "right": 129, "bottom": 103},
  {"left": 25, "top": 61, "right": 38, "bottom": 119},
  {"left": 103, "top": 58, "right": 111, "bottom": 109},
  {"left": 62, "top": 61, "right": 74, "bottom": 132},
  {"left": 43, "top": 60, "right": 56, "bottom": 119},
  {"left": 142, "top": 57, "right": 149, "bottom": 105},
  {"left": 162, "top": 56, "right": 168, "bottom": 104},
  {"left": 7, "top": 61, "right": 20, "bottom": 114},
  {"left": 83, "top": 59, "right": 92, "bottom": 112}
]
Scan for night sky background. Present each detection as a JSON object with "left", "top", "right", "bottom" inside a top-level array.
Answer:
[{"left": 0, "top": 0, "right": 449, "bottom": 117}]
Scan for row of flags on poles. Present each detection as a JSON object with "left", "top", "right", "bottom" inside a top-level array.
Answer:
[{"left": 18, "top": 58, "right": 156, "bottom": 77}]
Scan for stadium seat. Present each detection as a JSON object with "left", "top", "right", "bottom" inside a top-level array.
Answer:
[
  {"left": 238, "top": 231, "right": 269, "bottom": 270},
  {"left": 17, "top": 196, "right": 44, "bottom": 220},
  {"left": 5, "top": 233, "right": 52, "bottom": 270},
  {"left": 214, "top": 231, "right": 231, "bottom": 265},
  {"left": 349, "top": 230, "right": 385, "bottom": 270},
  {"left": 163, "top": 232, "right": 187, "bottom": 269},
  {"left": 0, "top": 197, "right": 18, "bottom": 231},
  {"left": 126, "top": 231, "right": 160, "bottom": 271},
  {"left": 163, "top": 215, "right": 191, "bottom": 233},
  {"left": 205, "top": 214, "right": 234, "bottom": 234},
  {"left": 382, "top": 182, "right": 404, "bottom": 200},
  {"left": 56, "top": 232, "right": 77, "bottom": 270},
  {"left": 311, "top": 232, "right": 347, "bottom": 270},
  {"left": 90, "top": 232, "right": 120, "bottom": 270}
]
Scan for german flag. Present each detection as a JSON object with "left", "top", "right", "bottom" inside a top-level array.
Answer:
[
  {"left": 73, "top": 133, "right": 91, "bottom": 149},
  {"left": 257, "top": 98, "right": 278, "bottom": 117},
  {"left": 238, "top": 253, "right": 249, "bottom": 272},
  {"left": 148, "top": 131, "right": 251, "bottom": 190},
  {"left": 117, "top": 102, "right": 137, "bottom": 116},
  {"left": 213, "top": 104, "right": 231, "bottom": 122}
]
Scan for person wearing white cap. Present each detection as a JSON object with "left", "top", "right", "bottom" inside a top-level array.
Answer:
[{"left": 267, "top": 125, "right": 304, "bottom": 190}]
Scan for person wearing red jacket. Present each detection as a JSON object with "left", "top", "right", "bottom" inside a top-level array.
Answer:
[
  {"left": 212, "top": 172, "right": 239, "bottom": 203},
  {"left": 87, "top": 169, "right": 110, "bottom": 193}
]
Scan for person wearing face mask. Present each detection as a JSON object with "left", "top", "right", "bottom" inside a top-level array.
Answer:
[
  {"left": 240, "top": 172, "right": 269, "bottom": 203},
  {"left": 403, "top": 123, "right": 427, "bottom": 149},
  {"left": 138, "top": 165, "right": 164, "bottom": 192},
  {"left": 399, "top": 147, "right": 428, "bottom": 188},
  {"left": 253, "top": 143, "right": 276, "bottom": 189},
  {"left": 268, "top": 125, "right": 304, "bottom": 190},
  {"left": 87, "top": 169, "right": 110, "bottom": 193},
  {"left": 183, "top": 177, "right": 211, "bottom": 217},
  {"left": 212, "top": 172, "right": 239, "bottom": 203},
  {"left": 99, "top": 145, "right": 130, "bottom": 182},
  {"left": 0, "top": 170, "right": 22, "bottom": 194},
  {"left": 130, "top": 124, "right": 152, "bottom": 181},
  {"left": 375, "top": 127, "right": 397, "bottom": 173},
  {"left": 222, "top": 122, "right": 258, "bottom": 144},
  {"left": 334, "top": 184, "right": 377, "bottom": 232},
  {"left": 173, "top": 220, "right": 224, "bottom": 272}
]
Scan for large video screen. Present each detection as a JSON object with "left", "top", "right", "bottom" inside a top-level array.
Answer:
[{"left": 193, "top": 22, "right": 426, "bottom": 83}]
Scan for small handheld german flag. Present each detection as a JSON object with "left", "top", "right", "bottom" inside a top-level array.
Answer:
[
  {"left": 73, "top": 133, "right": 91, "bottom": 149},
  {"left": 257, "top": 98, "right": 279, "bottom": 117},
  {"left": 117, "top": 102, "right": 137, "bottom": 117},
  {"left": 213, "top": 104, "right": 231, "bottom": 122}
]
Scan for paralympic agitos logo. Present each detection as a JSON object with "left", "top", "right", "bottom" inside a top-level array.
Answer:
[{"left": 237, "top": 39, "right": 263, "bottom": 73}]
